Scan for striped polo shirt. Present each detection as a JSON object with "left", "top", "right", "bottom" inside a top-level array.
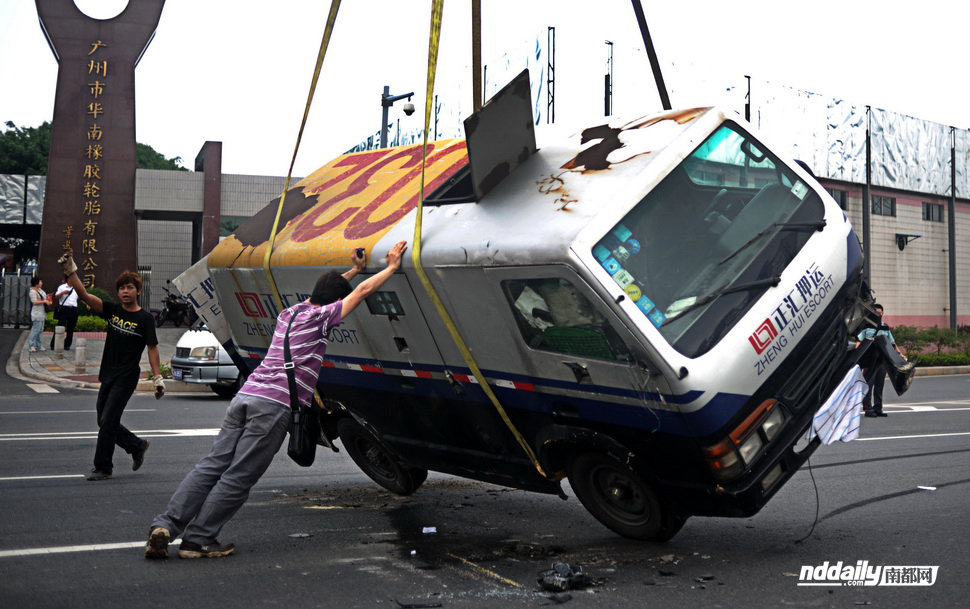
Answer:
[{"left": 238, "top": 300, "right": 342, "bottom": 408}]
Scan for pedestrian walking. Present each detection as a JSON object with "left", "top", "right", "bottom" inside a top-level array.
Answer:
[
  {"left": 58, "top": 254, "right": 165, "bottom": 481},
  {"left": 855, "top": 303, "right": 908, "bottom": 417}
]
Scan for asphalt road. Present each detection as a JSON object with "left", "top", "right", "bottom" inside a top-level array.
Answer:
[{"left": 1, "top": 328, "right": 968, "bottom": 608}]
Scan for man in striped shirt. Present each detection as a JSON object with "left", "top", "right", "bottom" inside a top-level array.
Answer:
[{"left": 145, "top": 241, "right": 407, "bottom": 559}]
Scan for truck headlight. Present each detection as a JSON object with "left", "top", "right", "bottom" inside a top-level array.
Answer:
[
  {"left": 703, "top": 399, "right": 788, "bottom": 482},
  {"left": 737, "top": 433, "right": 764, "bottom": 464},
  {"left": 189, "top": 346, "right": 217, "bottom": 360}
]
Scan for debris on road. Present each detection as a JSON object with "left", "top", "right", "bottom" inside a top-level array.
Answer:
[{"left": 537, "top": 563, "right": 601, "bottom": 592}]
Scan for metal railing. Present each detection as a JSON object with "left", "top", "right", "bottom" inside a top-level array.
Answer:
[{"left": 0, "top": 272, "right": 32, "bottom": 328}]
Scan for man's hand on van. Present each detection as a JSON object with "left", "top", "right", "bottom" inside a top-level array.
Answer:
[
  {"left": 352, "top": 248, "right": 367, "bottom": 271},
  {"left": 385, "top": 241, "right": 407, "bottom": 270}
]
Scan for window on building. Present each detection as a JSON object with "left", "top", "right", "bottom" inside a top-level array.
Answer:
[
  {"left": 922, "top": 202, "right": 944, "bottom": 223},
  {"left": 825, "top": 188, "right": 848, "bottom": 210},
  {"left": 871, "top": 195, "right": 896, "bottom": 217}
]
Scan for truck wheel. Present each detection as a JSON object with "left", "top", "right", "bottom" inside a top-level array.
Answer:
[
  {"left": 210, "top": 375, "right": 241, "bottom": 399},
  {"left": 567, "top": 452, "right": 686, "bottom": 542},
  {"left": 337, "top": 417, "right": 427, "bottom": 496}
]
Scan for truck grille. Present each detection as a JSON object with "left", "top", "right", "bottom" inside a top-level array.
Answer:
[{"left": 779, "top": 311, "right": 846, "bottom": 409}]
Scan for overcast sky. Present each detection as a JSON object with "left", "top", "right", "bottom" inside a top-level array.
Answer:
[{"left": 2, "top": 0, "right": 968, "bottom": 178}]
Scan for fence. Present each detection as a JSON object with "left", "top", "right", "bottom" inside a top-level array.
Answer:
[{"left": 1, "top": 273, "right": 32, "bottom": 328}]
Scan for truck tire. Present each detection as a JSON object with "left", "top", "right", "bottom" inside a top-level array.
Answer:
[
  {"left": 337, "top": 417, "right": 427, "bottom": 496},
  {"left": 567, "top": 452, "right": 686, "bottom": 542}
]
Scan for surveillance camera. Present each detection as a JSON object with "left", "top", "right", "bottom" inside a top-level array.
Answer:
[{"left": 403, "top": 102, "right": 415, "bottom": 116}]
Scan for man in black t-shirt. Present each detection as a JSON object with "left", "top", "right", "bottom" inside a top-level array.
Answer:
[{"left": 59, "top": 254, "right": 165, "bottom": 481}]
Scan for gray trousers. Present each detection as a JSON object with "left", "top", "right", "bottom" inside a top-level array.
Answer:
[{"left": 152, "top": 393, "right": 291, "bottom": 545}]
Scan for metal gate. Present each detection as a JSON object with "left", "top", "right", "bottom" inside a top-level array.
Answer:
[{"left": 1, "top": 273, "right": 32, "bottom": 328}]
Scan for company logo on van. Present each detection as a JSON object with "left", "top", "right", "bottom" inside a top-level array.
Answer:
[
  {"left": 748, "top": 319, "right": 779, "bottom": 354},
  {"left": 751, "top": 263, "right": 835, "bottom": 376}
]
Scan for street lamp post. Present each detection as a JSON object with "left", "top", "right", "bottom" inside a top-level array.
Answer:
[{"left": 381, "top": 85, "right": 414, "bottom": 148}]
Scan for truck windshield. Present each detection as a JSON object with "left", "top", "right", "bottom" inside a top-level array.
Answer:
[{"left": 592, "top": 121, "right": 825, "bottom": 357}]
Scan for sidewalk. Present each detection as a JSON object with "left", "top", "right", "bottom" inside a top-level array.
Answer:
[{"left": 15, "top": 326, "right": 208, "bottom": 393}]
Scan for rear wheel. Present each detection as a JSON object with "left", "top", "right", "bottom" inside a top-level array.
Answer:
[
  {"left": 567, "top": 452, "right": 686, "bottom": 542},
  {"left": 337, "top": 417, "right": 427, "bottom": 495},
  {"left": 155, "top": 311, "right": 165, "bottom": 327}
]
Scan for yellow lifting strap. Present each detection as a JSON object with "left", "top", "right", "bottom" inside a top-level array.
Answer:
[
  {"left": 260, "top": 0, "right": 341, "bottom": 413},
  {"left": 412, "top": 0, "right": 550, "bottom": 479},
  {"left": 262, "top": 0, "right": 342, "bottom": 311}
]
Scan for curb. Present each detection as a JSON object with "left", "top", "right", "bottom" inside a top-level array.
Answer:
[
  {"left": 914, "top": 365, "right": 970, "bottom": 376},
  {"left": 14, "top": 330, "right": 210, "bottom": 393}
]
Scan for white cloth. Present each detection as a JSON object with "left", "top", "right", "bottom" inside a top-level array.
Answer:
[{"left": 811, "top": 365, "right": 866, "bottom": 444}]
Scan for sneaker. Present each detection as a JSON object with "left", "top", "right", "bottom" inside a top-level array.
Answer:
[
  {"left": 177, "top": 540, "right": 236, "bottom": 559},
  {"left": 876, "top": 412, "right": 888, "bottom": 417},
  {"left": 132, "top": 440, "right": 150, "bottom": 471},
  {"left": 29, "top": 348, "right": 37, "bottom": 353},
  {"left": 145, "top": 527, "right": 170, "bottom": 559},
  {"left": 86, "top": 469, "right": 112, "bottom": 481},
  {"left": 864, "top": 411, "right": 878, "bottom": 418}
]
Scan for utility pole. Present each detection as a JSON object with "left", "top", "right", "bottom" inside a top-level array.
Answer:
[
  {"left": 605, "top": 40, "right": 613, "bottom": 116},
  {"left": 380, "top": 86, "right": 414, "bottom": 149}
]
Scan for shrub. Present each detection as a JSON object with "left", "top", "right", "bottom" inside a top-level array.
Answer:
[
  {"left": 75, "top": 315, "right": 108, "bottom": 332},
  {"left": 45, "top": 314, "right": 107, "bottom": 332},
  {"left": 890, "top": 325, "right": 927, "bottom": 354},
  {"left": 79, "top": 287, "right": 113, "bottom": 316},
  {"left": 145, "top": 362, "right": 173, "bottom": 379},
  {"left": 914, "top": 352, "right": 970, "bottom": 367},
  {"left": 924, "top": 326, "right": 960, "bottom": 354}
]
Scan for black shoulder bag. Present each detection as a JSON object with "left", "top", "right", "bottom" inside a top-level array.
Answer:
[
  {"left": 283, "top": 312, "right": 320, "bottom": 467},
  {"left": 53, "top": 287, "right": 73, "bottom": 320}
]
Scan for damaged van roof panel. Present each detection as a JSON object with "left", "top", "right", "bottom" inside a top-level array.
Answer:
[{"left": 207, "top": 107, "right": 711, "bottom": 271}]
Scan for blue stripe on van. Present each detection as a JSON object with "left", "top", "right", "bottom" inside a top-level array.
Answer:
[{"left": 237, "top": 346, "right": 749, "bottom": 437}]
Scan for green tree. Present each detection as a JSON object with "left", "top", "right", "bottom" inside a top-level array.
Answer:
[
  {"left": 0, "top": 121, "right": 51, "bottom": 175},
  {"left": 0, "top": 121, "right": 187, "bottom": 173},
  {"left": 136, "top": 142, "right": 186, "bottom": 170}
]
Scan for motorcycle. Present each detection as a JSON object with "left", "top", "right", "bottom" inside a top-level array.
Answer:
[{"left": 155, "top": 282, "right": 197, "bottom": 327}]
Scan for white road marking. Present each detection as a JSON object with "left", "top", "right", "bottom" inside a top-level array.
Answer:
[
  {"left": 0, "top": 428, "right": 219, "bottom": 442},
  {"left": 0, "top": 538, "right": 182, "bottom": 559},
  {"left": 858, "top": 431, "right": 970, "bottom": 442},
  {"left": 889, "top": 399, "right": 970, "bottom": 407},
  {"left": 884, "top": 404, "right": 970, "bottom": 413},
  {"left": 0, "top": 474, "right": 84, "bottom": 481},
  {"left": 0, "top": 409, "right": 156, "bottom": 415},
  {"left": 26, "top": 384, "right": 58, "bottom": 394}
]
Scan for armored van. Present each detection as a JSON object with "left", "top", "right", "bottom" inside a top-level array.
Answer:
[{"left": 185, "top": 88, "right": 893, "bottom": 541}]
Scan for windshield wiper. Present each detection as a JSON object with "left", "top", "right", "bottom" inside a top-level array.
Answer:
[
  {"left": 718, "top": 220, "right": 826, "bottom": 267},
  {"left": 660, "top": 275, "right": 782, "bottom": 327}
]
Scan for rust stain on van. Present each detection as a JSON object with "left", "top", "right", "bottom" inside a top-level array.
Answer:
[
  {"left": 561, "top": 107, "right": 709, "bottom": 173},
  {"left": 537, "top": 173, "right": 577, "bottom": 210}
]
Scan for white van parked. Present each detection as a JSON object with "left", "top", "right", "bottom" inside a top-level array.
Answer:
[{"left": 170, "top": 323, "right": 242, "bottom": 398}]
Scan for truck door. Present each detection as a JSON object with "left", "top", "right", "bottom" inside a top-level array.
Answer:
[{"left": 483, "top": 266, "right": 671, "bottom": 426}]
